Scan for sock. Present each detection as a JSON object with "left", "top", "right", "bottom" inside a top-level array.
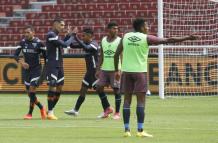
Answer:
[
  {"left": 28, "top": 92, "right": 36, "bottom": 115},
  {"left": 98, "top": 92, "right": 110, "bottom": 111},
  {"left": 115, "top": 93, "right": 121, "bottom": 113},
  {"left": 74, "top": 96, "right": 85, "bottom": 111},
  {"left": 29, "top": 92, "right": 43, "bottom": 109},
  {"left": 123, "top": 104, "right": 130, "bottom": 131},
  {"left": 47, "top": 91, "right": 55, "bottom": 111},
  {"left": 52, "top": 92, "right": 61, "bottom": 109},
  {"left": 136, "top": 106, "right": 145, "bottom": 131}
]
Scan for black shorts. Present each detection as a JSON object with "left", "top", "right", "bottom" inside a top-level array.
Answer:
[
  {"left": 82, "top": 71, "right": 98, "bottom": 89},
  {"left": 46, "top": 66, "right": 64, "bottom": 86},
  {"left": 23, "top": 65, "right": 41, "bottom": 87}
]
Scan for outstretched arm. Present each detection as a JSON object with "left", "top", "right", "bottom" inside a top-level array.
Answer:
[
  {"left": 47, "top": 32, "right": 73, "bottom": 48},
  {"left": 74, "top": 35, "right": 98, "bottom": 52},
  {"left": 148, "top": 35, "right": 199, "bottom": 45}
]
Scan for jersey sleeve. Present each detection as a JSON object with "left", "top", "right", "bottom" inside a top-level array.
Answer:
[
  {"left": 14, "top": 40, "right": 24, "bottom": 62},
  {"left": 47, "top": 32, "right": 73, "bottom": 48}
]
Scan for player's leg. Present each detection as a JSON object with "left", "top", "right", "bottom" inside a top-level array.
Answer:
[
  {"left": 46, "top": 67, "right": 58, "bottom": 120},
  {"left": 96, "top": 71, "right": 113, "bottom": 118},
  {"left": 29, "top": 66, "right": 46, "bottom": 119},
  {"left": 121, "top": 72, "right": 133, "bottom": 136},
  {"left": 65, "top": 84, "right": 88, "bottom": 116},
  {"left": 123, "top": 92, "right": 132, "bottom": 137},
  {"left": 23, "top": 70, "right": 33, "bottom": 119},
  {"left": 110, "top": 72, "right": 121, "bottom": 119},
  {"left": 53, "top": 67, "right": 64, "bottom": 109},
  {"left": 65, "top": 72, "right": 91, "bottom": 116},
  {"left": 134, "top": 73, "right": 153, "bottom": 137}
]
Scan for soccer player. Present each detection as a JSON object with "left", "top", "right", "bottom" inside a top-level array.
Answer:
[
  {"left": 95, "top": 21, "right": 121, "bottom": 119},
  {"left": 46, "top": 17, "right": 75, "bottom": 120},
  {"left": 64, "top": 28, "right": 100, "bottom": 116},
  {"left": 14, "top": 25, "right": 46, "bottom": 120},
  {"left": 114, "top": 18, "right": 199, "bottom": 137}
]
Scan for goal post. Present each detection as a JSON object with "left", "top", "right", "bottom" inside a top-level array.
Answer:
[{"left": 157, "top": 0, "right": 218, "bottom": 98}]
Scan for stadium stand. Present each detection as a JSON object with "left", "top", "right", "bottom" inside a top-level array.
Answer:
[{"left": 0, "top": 0, "right": 157, "bottom": 46}]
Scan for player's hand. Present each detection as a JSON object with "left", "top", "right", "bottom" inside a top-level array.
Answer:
[
  {"left": 114, "top": 71, "right": 121, "bottom": 81},
  {"left": 72, "top": 27, "right": 78, "bottom": 35},
  {"left": 67, "top": 25, "right": 73, "bottom": 35},
  {"left": 21, "top": 62, "right": 29, "bottom": 69}
]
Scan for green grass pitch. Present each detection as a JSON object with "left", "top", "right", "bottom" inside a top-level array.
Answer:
[{"left": 0, "top": 94, "right": 217, "bottom": 143}]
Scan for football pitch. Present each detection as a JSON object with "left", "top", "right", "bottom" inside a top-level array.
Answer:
[{"left": 0, "top": 94, "right": 217, "bottom": 143}]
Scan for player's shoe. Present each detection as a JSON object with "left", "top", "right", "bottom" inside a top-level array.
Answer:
[
  {"left": 24, "top": 114, "right": 32, "bottom": 120},
  {"left": 112, "top": 112, "right": 121, "bottom": 120},
  {"left": 64, "top": 109, "right": 79, "bottom": 116},
  {"left": 97, "top": 107, "right": 114, "bottom": 118},
  {"left": 136, "top": 131, "right": 153, "bottom": 138},
  {"left": 47, "top": 114, "right": 58, "bottom": 120},
  {"left": 124, "top": 131, "right": 131, "bottom": 137},
  {"left": 40, "top": 107, "right": 46, "bottom": 120}
]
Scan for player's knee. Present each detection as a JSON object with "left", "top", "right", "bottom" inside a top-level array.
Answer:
[
  {"left": 49, "top": 79, "right": 57, "bottom": 86},
  {"left": 96, "top": 85, "right": 104, "bottom": 93},
  {"left": 123, "top": 102, "right": 130, "bottom": 108}
]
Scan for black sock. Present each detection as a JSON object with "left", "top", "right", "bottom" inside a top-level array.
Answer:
[
  {"left": 47, "top": 91, "right": 55, "bottom": 111},
  {"left": 29, "top": 92, "right": 43, "bottom": 109},
  {"left": 98, "top": 92, "right": 110, "bottom": 111},
  {"left": 115, "top": 93, "right": 121, "bottom": 113},
  {"left": 28, "top": 92, "right": 36, "bottom": 114},
  {"left": 136, "top": 106, "right": 145, "bottom": 131},
  {"left": 123, "top": 104, "right": 130, "bottom": 131},
  {"left": 74, "top": 96, "right": 85, "bottom": 111},
  {"left": 53, "top": 92, "right": 61, "bottom": 109}
]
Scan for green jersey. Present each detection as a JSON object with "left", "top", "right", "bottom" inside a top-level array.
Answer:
[
  {"left": 121, "top": 32, "right": 149, "bottom": 72},
  {"left": 101, "top": 36, "right": 121, "bottom": 71}
]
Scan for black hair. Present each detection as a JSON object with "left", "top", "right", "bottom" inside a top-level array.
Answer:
[
  {"left": 133, "top": 18, "right": 145, "bottom": 32},
  {"left": 24, "top": 25, "right": 34, "bottom": 31},
  {"left": 53, "top": 17, "right": 64, "bottom": 23},
  {"left": 107, "top": 21, "right": 118, "bottom": 29},
  {"left": 83, "top": 27, "right": 94, "bottom": 35}
]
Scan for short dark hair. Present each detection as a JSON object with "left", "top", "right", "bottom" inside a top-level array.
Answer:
[
  {"left": 53, "top": 17, "right": 64, "bottom": 23},
  {"left": 83, "top": 27, "right": 94, "bottom": 35},
  {"left": 133, "top": 18, "right": 145, "bottom": 32},
  {"left": 24, "top": 25, "right": 34, "bottom": 31},
  {"left": 107, "top": 21, "right": 118, "bottom": 29}
]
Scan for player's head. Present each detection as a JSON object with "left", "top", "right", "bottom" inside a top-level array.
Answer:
[
  {"left": 24, "top": 25, "right": 35, "bottom": 40},
  {"left": 133, "top": 18, "right": 149, "bottom": 34},
  {"left": 107, "top": 21, "right": 118, "bottom": 37},
  {"left": 53, "top": 17, "right": 65, "bottom": 33},
  {"left": 82, "top": 27, "right": 94, "bottom": 43}
]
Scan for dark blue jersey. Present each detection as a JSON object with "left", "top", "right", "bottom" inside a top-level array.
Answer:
[
  {"left": 46, "top": 30, "right": 74, "bottom": 67},
  {"left": 14, "top": 37, "right": 46, "bottom": 68},
  {"left": 70, "top": 35, "right": 99, "bottom": 72}
]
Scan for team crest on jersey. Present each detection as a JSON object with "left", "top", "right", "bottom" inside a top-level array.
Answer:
[
  {"left": 128, "top": 36, "right": 141, "bottom": 42},
  {"left": 32, "top": 43, "right": 37, "bottom": 48}
]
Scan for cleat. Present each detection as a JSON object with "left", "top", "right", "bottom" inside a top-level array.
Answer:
[
  {"left": 97, "top": 107, "right": 114, "bottom": 118},
  {"left": 47, "top": 114, "right": 58, "bottom": 120},
  {"left": 124, "top": 131, "right": 131, "bottom": 137},
  {"left": 136, "top": 131, "right": 153, "bottom": 138},
  {"left": 40, "top": 107, "right": 47, "bottom": 120},
  {"left": 112, "top": 112, "right": 121, "bottom": 120},
  {"left": 24, "top": 114, "right": 32, "bottom": 120},
  {"left": 64, "top": 109, "right": 79, "bottom": 116}
]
